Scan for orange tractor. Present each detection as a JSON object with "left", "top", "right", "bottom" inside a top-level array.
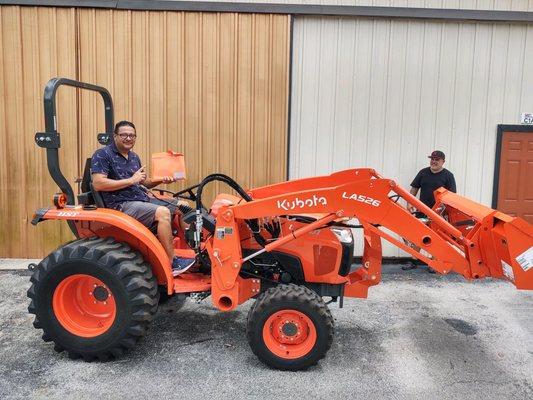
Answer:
[{"left": 28, "top": 79, "right": 533, "bottom": 370}]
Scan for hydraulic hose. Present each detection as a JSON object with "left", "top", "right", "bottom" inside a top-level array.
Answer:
[
  {"left": 194, "top": 174, "right": 266, "bottom": 247},
  {"left": 195, "top": 173, "right": 252, "bottom": 209}
]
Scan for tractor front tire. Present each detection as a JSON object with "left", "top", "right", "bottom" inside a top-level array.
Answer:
[
  {"left": 246, "top": 284, "right": 334, "bottom": 371},
  {"left": 27, "top": 237, "right": 159, "bottom": 361}
]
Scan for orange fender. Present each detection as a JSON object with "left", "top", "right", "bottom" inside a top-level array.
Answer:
[{"left": 33, "top": 206, "right": 173, "bottom": 294}]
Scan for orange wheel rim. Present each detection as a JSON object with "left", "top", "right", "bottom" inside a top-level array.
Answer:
[
  {"left": 262, "top": 310, "right": 317, "bottom": 359},
  {"left": 52, "top": 274, "right": 116, "bottom": 337}
]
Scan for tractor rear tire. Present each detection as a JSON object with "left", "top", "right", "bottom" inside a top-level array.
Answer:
[
  {"left": 246, "top": 284, "right": 334, "bottom": 371},
  {"left": 27, "top": 237, "right": 159, "bottom": 361}
]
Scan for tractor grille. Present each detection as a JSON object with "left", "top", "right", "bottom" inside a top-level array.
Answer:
[{"left": 338, "top": 241, "right": 354, "bottom": 277}]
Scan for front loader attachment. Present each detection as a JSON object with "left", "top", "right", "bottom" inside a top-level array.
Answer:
[
  {"left": 434, "top": 189, "right": 533, "bottom": 290},
  {"left": 221, "top": 168, "right": 533, "bottom": 303}
]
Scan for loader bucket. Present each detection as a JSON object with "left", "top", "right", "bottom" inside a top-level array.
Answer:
[
  {"left": 485, "top": 215, "right": 533, "bottom": 290},
  {"left": 434, "top": 189, "right": 533, "bottom": 290}
]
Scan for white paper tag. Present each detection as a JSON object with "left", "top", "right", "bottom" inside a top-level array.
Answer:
[
  {"left": 173, "top": 171, "right": 185, "bottom": 180},
  {"left": 516, "top": 246, "right": 533, "bottom": 272},
  {"left": 501, "top": 260, "right": 514, "bottom": 281}
]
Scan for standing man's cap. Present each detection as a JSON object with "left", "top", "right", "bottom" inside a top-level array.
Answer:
[{"left": 428, "top": 150, "right": 445, "bottom": 159}]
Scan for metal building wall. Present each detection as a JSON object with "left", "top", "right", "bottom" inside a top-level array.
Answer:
[
  {"left": 192, "top": 0, "right": 533, "bottom": 11},
  {"left": 0, "top": 6, "right": 290, "bottom": 258},
  {"left": 290, "top": 16, "right": 533, "bottom": 256}
]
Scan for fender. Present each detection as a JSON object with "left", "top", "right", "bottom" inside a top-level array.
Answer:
[{"left": 32, "top": 206, "right": 174, "bottom": 294}]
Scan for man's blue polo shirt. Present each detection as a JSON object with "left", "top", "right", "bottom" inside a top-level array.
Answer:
[{"left": 90, "top": 141, "right": 149, "bottom": 209}]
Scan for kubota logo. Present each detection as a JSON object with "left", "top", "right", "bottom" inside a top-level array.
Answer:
[{"left": 276, "top": 195, "right": 327, "bottom": 211}]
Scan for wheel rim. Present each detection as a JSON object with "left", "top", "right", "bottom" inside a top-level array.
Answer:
[
  {"left": 52, "top": 274, "right": 116, "bottom": 337},
  {"left": 262, "top": 309, "right": 317, "bottom": 359}
]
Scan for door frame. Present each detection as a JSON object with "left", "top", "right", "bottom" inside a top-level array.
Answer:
[{"left": 492, "top": 124, "right": 533, "bottom": 208}]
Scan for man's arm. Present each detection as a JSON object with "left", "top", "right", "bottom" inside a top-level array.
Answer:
[
  {"left": 407, "top": 187, "right": 419, "bottom": 213},
  {"left": 92, "top": 166, "right": 146, "bottom": 192},
  {"left": 447, "top": 172, "right": 457, "bottom": 193},
  {"left": 143, "top": 177, "right": 164, "bottom": 189},
  {"left": 407, "top": 170, "right": 422, "bottom": 213},
  {"left": 143, "top": 176, "right": 175, "bottom": 189}
]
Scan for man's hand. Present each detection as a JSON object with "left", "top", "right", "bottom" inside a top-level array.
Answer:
[
  {"left": 407, "top": 204, "right": 416, "bottom": 214},
  {"left": 161, "top": 176, "right": 176, "bottom": 184},
  {"left": 130, "top": 166, "right": 147, "bottom": 185},
  {"left": 142, "top": 174, "right": 175, "bottom": 189}
]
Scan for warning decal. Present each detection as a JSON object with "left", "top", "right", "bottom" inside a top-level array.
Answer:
[
  {"left": 516, "top": 246, "right": 533, "bottom": 272},
  {"left": 501, "top": 261, "right": 514, "bottom": 281}
]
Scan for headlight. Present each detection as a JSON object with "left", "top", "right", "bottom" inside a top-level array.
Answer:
[{"left": 331, "top": 228, "right": 353, "bottom": 244}]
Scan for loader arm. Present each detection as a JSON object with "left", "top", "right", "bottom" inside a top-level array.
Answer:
[{"left": 207, "top": 169, "right": 532, "bottom": 309}]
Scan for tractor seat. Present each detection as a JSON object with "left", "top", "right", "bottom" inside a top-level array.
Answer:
[{"left": 77, "top": 158, "right": 106, "bottom": 208}]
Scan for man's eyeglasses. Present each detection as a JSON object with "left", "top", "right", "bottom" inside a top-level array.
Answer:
[{"left": 117, "top": 133, "right": 137, "bottom": 140}]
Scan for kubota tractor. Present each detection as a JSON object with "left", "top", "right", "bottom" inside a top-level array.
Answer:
[{"left": 28, "top": 79, "right": 533, "bottom": 370}]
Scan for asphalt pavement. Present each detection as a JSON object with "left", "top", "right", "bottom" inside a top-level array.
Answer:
[{"left": 0, "top": 263, "right": 532, "bottom": 400}]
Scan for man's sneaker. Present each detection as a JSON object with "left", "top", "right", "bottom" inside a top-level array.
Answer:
[{"left": 172, "top": 256, "right": 195, "bottom": 276}]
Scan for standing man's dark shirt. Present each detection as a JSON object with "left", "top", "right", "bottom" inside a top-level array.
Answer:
[
  {"left": 410, "top": 167, "right": 456, "bottom": 208},
  {"left": 91, "top": 141, "right": 149, "bottom": 209}
]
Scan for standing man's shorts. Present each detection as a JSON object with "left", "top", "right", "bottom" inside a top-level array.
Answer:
[{"left": 117, "top": 198, "right": 178, "bottom": 227}]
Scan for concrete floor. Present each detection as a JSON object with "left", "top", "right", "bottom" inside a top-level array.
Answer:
[{"left": 0, "top": 264, "right": 532, "bottom": 400}]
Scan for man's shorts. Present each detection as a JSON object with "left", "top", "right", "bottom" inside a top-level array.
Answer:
[{"left": 118, "top": 198, "right": 178, "bottom": 227}]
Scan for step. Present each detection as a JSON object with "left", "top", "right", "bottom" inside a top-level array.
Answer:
[{"left": 173, "top": 272, "right": 211, "bottom": 294}]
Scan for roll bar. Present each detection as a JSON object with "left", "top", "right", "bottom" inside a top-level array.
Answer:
[{"left": 35, "top": 78, "right": 114, "bottom": 206}]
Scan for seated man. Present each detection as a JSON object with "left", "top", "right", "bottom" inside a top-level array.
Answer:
[{"left": 91, "top": 120, "right": 194, "bottom": 275}]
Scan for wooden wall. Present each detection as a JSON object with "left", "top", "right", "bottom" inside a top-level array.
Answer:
[{"left": 0, "top": 6, "right": 290, "bottom": 258}]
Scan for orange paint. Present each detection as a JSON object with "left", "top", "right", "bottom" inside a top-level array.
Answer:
[
  {"left": 262, "top": 310, "right": 317, "bottom": 359},
  {"left": 41, "top": 207, "right": 173, "bottom": 293},
  {"left": 37, "top": 168, "right": 533, "bottom": 311},
  {"left": 52, "top": 274, "right": 116, "bottom": 337}
]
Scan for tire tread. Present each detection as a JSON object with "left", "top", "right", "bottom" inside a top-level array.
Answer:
[
  {"left": 246, "top": 283, "right": 334, "bottom": 371},
  {"left": 27, "top": 237, "right": 159, "bottom": 361}
]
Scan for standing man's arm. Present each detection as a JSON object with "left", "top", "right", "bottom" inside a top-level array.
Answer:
[
  {"left": 447, "top": 172, "right": 457, "bottom": 193},
  {"left": 407, "top": 170, "right": 422, "bottom": 213},
  {"left": 407, "top": 187, "right": 419, "bottom": 213}
]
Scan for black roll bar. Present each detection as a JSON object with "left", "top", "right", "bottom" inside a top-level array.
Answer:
[{"left": 35, "top": 77, "right": 114, "bottom": 206}]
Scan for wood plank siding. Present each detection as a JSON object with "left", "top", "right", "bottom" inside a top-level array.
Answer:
[
  {"left": 0, "top": 6, "right": 290, "bottom": 258},
  {"left": 0, "top": 6, "right": 79, "bottom": 258}
]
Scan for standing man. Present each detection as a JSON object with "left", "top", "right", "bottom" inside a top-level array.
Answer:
[
  {"left": 91, "top": 120, "right": 195, "bottom": 275},
  {"left": 403, "top": 150, "right": 457, "bottom": 271}
]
